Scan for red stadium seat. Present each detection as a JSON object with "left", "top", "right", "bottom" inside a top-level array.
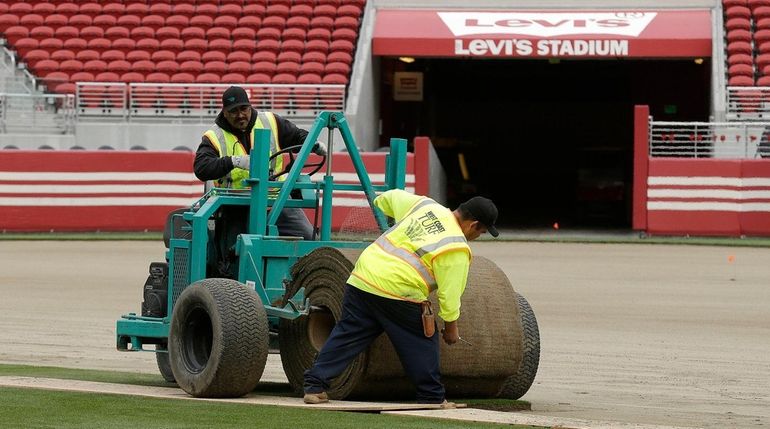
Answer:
[
  {"left": 314, "top": 5, "right": 337, "bottom": 18},
  {"left": 311, "top": 16, "right": 334, "bottom": 29},
  {"left": 177, "top": 50, "right": 202, "bottom": 63},
  {"left": 126, "top": 50, "right": 149, "bottom": 64},
  {"left": 277, "top": 61, "right": 301, "bottom": 76},
  {"left": 290, "top": 4, "right": 313, "bottom": 18},
  {"left": 229, "top": 61, "right": 251, "bottom": 75},
  {"left": 156, "top": 26, "right": 180, "bottom": 41},
  {"left": 59, "top": 59, "right": 83, "bottom": 74},
  {"left": 146, "top": 72, "right": 171, "bottom": 83},
  {"left": 727, "top": 41, "right": 753, "bottom": 55},
  {"left": 278, "top": 51, "right": 302, "bottom": 63},
  {"left": 253, "top": 61, "right": 277, "bottom": 76},
  {"left": 156, "top": 60, "right": 180, "bottom": 74},
  {"left": 322, "top": 73, "right": 348, "bottom": 85},
  {"left": 121, "top": 71, "right": 145, "bottom": 82},
  {"left": 257, "top": 27, "right": 282, "bottom": 40},
  {"left": 726, "top": 5, "right": 752, "bottom": 18},
  {"left": 755, "top": 29, "right": 770, "bottom": 43},
  {"left": 729, "top": 63, "right": 755, "bottom": 77},
  {"left": 757, "top": 75, "right": 770, "bottom": 85},
  {"left": 221, "top": 0, "right": 247, "bottom": 5},
  {"left": 125, "top": 3, "right": 149, "bottom": 17},
  {"left": 219, "top": 4, "right": 243, "bottom": 17},
  {"left": 305, "top": 39, "right": 330, "bottom": 54},
  {"left": 65, "top": 38, "right": 89, "bottom": 51},
  {"left": 80, "top": 26, "right": 104, "bottom": 39},
  {"left": 130, "top": 26, "right": 155, "bottom": 40},
  {"left": 724, "top": 0, "right": 748, "bottom": 6},
  {"left": 750, "top": 0, "right": 770, "bottom": 9},
  {"left": 209, "top": 39, "right": 232, "bottom": 53},
  {"left": 24, "top": 49, "right": 49, "bottom": 68},
  {"left": 195, "top": 4, "right": 218, "bottom": 18},
  {"left": 202, "top": 51, "right": 227, "bottom": 63},
  {"left": 14, "top": 38, "right": 39, "bottom": 56},
  {"left": 337, "top": 5, "right": 363, "bottom": 19},
  {"left": 39, "top": 37, "right": 64, "bottom": 51},
  {"left": 753, "top": 6, "right": 770, "bottom": 18},
  {"left": 303, "top": 51, "right": 327, "bottom": 64},
  {"left": 757, "top": 17, "right": 770, "bottom": 29},
  {"left": 160, "top": 39, "right": 184, "bottom": 53},
  {"left": 34, "top": 59, "right": 59, "bottom": 75},
  {"left": 105, "top": 26, "right": 129, "bottom": 40},
  {"left": 79, "top": 3, "right": 102, "bottom": 17},
  {"left": 44, "top": 71, "right": 70, "bottom": 89},
  {"left": 307, "top": 28, "right": 332, "bottom": 41},
  {"left": 93, "top": 15, "right": 117, "bottom": 29},
  {"left": 10, "top": 2, "right": 33, "bottom": 15},
  {"left": 171, "top": 73, "right": 195, "bottom": 83},
  {"left": 281, "top": 39, "right": 305, "bottom": 54},
  {"left": 728, "top": 75, "right": 755, "bottom": 85},
  {"left": 334, "top": 16, "right": 360, "bottom": 30},
  {"left": 332, "top": 28, "right": 358, "bottom": 43},
  {"left": 252, "top": 51, "right": 277, "bottom": 63},
  {"left": 283, "top": 27, "right": 307, "bottom": 41},
  {"left": 76, "top": 49, "right": 100, "bottom": 62},
  {"left": 112, "top": 38, "right": 137, "bottom": 53},
  {"left": 44, "top": 14, "right": 68, "bottom": 27},
  {"left": 184, "top": 38, "right": 208, "bottom": 53},
  {"left": 118, "top": 15, "right": 141, "bottom": 28},
  {"left": 172, "top": 3, "right": 195, "bottom": 17},
  {"left": 141, "top": 15, "right": 165, "bottom": 30},
  {"left": 50, "top": 49, "right": 75, "bottom": 62},
  {"left": 132, "top": 60, "right": 155, "bottom": 74},
  {"left": 181, "top": 27, "right": 206, "bottom": 40},
  {"left": 207, "top": 27, "right": 231, "bottom": 40},
  {"left": 760, "top": 40, "right": 770, "bottom": 52},
  {"left": 180, "top": 60, "right": 203, "bottom": 74},
  {"left": 107, "top": 60, "right": 131, "bottom": 74},
  {"left": 21, "top": 14, "right": 44, "bottom": 28},
  {"left": 190, "top": 15, "right": 214, "bottom": 29},
  {"left": 32, "top": 3, "right": 56, "bottom": 15},
  {"left": 70, "top": 71, "right": 95, "bottom": 82},
  {"left": 53, "top": 25, "right": 77, "bottom": 40},
  {"left": 263, "top": 16, "right": 286, "bottom": 30},
  {"left": 227, "top": 51, "right": 252, "bottom": 63},
  {"left": 136, "top": 38, "right": 161, "bottom": 51},
  {"left": 4, "top": 26, "right": 29, "bottom": 44},
  {"left": 242, "top": 4, "right": 266, "bottom": 17},
  {"left": 102, "top": 3, "right": 125, "bottom": 17},
  {"left": 327, "top": 51, "right": 353, "bottom": 65},
  {"left": 238, "top": 16, "right": 262, "bottom": 31},
  {"left": 214, "top": 15, "right": 238, "bottom": 30},
  {"left": 221, "top": 73, "right": 246, "bottom": 84},
  {"left": 55, "top": 3, "right": 78, "bottom": 17},
  {"left": 29, "top": 26, "right": 54, "bottom": 41},
  {"left": 286, "top": 16, "right": 310, "bottom": 30},
  {"left": 232, "top": 38, "right": 257, "bottom": 53},
  {"left": 95, "top": 71, "right": 120, "bottom": 82},
  {"left": 297, "top": 73, "right": 322, "bottom": 84},
  {"left": 331, "top": 40, "right": 355, "bottom": 53},
  {"left": 247, "top": 73, "right": 271, "bottom": 84},
  {"left": 266, "top": 4, "right": 290, "bottom": 19},
  {"left": 165, "top": 15, "right": 189, "bottom": 29},
  {"left": 204, "top": 61, "right": 227, "bottom": 74},
  {"left": 317, "top": 0, "right": 341, "bottom": 5},
  {"left": 257, "top": 39, "right": 281, "bottom": 53},
  {"left": 151, "top": 50, "right": 176, "bottom": 63},
  {"left": 0, "top": 14, "right": 19, "bottom": 32},
  {"left": 149, "top": 3, "right": 172, "bottom": 17},
  {"left": 729, "top": 53, "right": 754, "bottom": 66},
  {"left": 195, "top": 73, "right": 221, "bottom": 83},
  {"left": 272, "top": 73, "right": 297, "bottom": 84},
  {"left": 83, "top": 59, "right": 107, "bottom": 74},
  {"left": 325, "top": 62, "right": 351, "bottom": 76},
  {"left": 232, "top": 27, "right": 257, "bottom": 40},
  {"left": 68, "top": 14, "right": 93, "bottom": 28}
]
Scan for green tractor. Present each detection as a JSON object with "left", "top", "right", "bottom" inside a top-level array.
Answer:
[{"left": 116, "top": 112, "right": 540, "bottom": 400}]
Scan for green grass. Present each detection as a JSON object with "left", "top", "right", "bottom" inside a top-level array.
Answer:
[{"left": 0, "top": 364, "right": 541, "bottom": 429}]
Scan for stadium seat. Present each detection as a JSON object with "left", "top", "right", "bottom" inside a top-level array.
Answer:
[
  {"left": 327, "top": 51, "right": 353, "bottom": 65},
  {"left": 117, "top": 15, "right": 141, "bottom": 28},
  {"left": 242, "top": 4, "right": 267, "bottom": 17},
  {"left": 79, "top": 3, "right": 102, "bottom": 17},
  {"left": 273, "top": 73, "right": 297, "bottom": 84},
  {"left": 221, "top": 73, "right": 246, "bottom": 84},
  {"left": 335, "top": 16, "right": 361, "bottom": 31},
  {"left": 233, "top": 38, "right": 258, "bottom": 53},
  {"left": 277, "top": 61, "right": 301, "bottom": 76},
  {"left": 101, "top": 50, "right": 125, "bottom": 63},
  {"left": 177, "top": 50, "right": 202, "bottom": 63},
  {"left": 112, "top": 38, "right": 136, "bottom": 52},
  {"left": 107, "top": 60, "right": 131, "bottom": 74},
  {"left": 266, "top": 4, "right": 290, "bottom": 19},
  {"left": 331, "top": 40, "right": 355, "bottom": 53},
  {"left": 126, "top": 50, "right": 150, "bottom": 63},
  {"left": 184, "top": 38, "right": 208, "bottom": 53},
  {"left": 253, "top": 61, "right": 277, "bottom": 76},
  {"left": 68, "top": 14, "right": 93, "bottom": 28},
  {"left": 24, "top": 49, "right": 49, "bottom": 68},
  {"left": 121, "top": 71, "right": 145, "bottom": 83},
  {"left": 0, "top": 14, "right": 20, "bottom": 32},
  {"left": 70, "top": 71, "right": 95, "bottom": 82},
  {"left": 136, "top": 38, "right": 161, "bottom": 51},
  {"left": 333, "top": 28, "right": 358, "bottom": 43},
  {"left": 286, "top": 16, "right": 310, "bottom": 30},
  {"left": 224, "top": 51, "right": 249, "bottom": 64},
  {"left": 300, "top": 61, "right": 325, "bottom": 75},
  {"left": 757, "top": 75, "right": 770, "bottom": 85},
  {"left": 65, "top": 38, "right": 89, "bottom": 51},
  {"left": 202, "top": 51, "right": 227, "bottom": 63},
  {"left": 219, "top": 4, "right": 243, "bottom": 17},
  {"left": 59, "top": 59, "right": 83, "bottom": 74},
  {"left": 14, "top": 38, "right": 39, "bottom": 56},
  {"left": 311, "top": 16, "right": 334, "bottom": 30},
  {"left": 322, "top": 73, "right": 348, "bottom": 85},
  {"left": 252, "top": 51, "right": 277, "bottom": 63},
  {"left": 53, "top": 81, "right": 77, "bottom": 95},
  {"left": 221, "top": 0, "right": 248, "bottom": 5},
  {"left": 278, "top": 51, "right": 302, "bottom": 63},
  {"left": 257, "top": 39, "right": 281, "bottom": 53},
  {"left": 247, "top": 73, "right": 272, "bottom": 84},
  {"left": 49, "top": 49, "right": 74, "bottom": 62},
  {"left": 195, "top": 3, "right": 218, "bottom": 18},
  {"left": 132, "top": 60, "right": 155, "bottom": 74},
  {"left": 317, "top": 0, "right": 341, "bottom": 5},
  {"left": 238, "top": 15, "right": 262, "bottom": 31},
  {"left": 80, "top": 26, "right": 104, "bottom": 39},
  {"left": 297, "top": 73, "right": 322, "bottom": 84},
  {"left": 190, "top": 15, "right": 214, "bottom": 29},
  {"left": 729, "top": 41, "right": 754, "bottom": 55},
  {"left": 160, "top": 39, "right": 184, "bottom": 53},
  {"left": 757, "top": 17, "right": 770, "bottom": 29},
  {"left": 102, "top": 3, "right": 125, "bottom": 17},
  {"left": 761, "top": 63, "right": 770, "bottom": 74},
  {"left": 9, "top": 2, "right": 33, "bottom": 15},
  {"left": 93, "top": 15, "right": 117, "bottom": 29},
  {"left": 32, "top": 3, "right": 56, "bottom": 15},
  {"left": 724, "top": 0, "right": 749, "bottom": 6},
  {"left": 21, "top": 14, "right": 45, "bottom": 28},
  {"left": 142, "top": 15, "right": 165, "bottom": 30},
  {"left": 729, "top": 63, "right": 755, "bottom": 77},
  {"left": 281, "top": 39, "right": 305, "bottom": 54},
  {"left": 726, "top": 5, "right": 752, "bottom": 18},
  {"left": 39, "top": 37, "right": 64, "bottom": 51},
  {"left": 306, "top": 39, "right": 330, "bottom": 54},
  {"left": 725, "top": 17, "right": 752, "bottom": 31},
  {"left": 105, "top": 26, "right": 129, "bottom": 40},
  {"left": 171, "top": 73, "right": 195, "bottom": 83},
  {"left": 231, "top": 27, "right": 256, "bottom": 41},
  {"left": 754, "top": 6, "right": 770, "bottom": 18},
  {"left": 283, "top": 27, "right": 307, "bottom": 41},
  {"left": 325, "top": 62, "right": 351, "bottom": 76},
  {"left": 146, "top": 72, "right": 171, "bottom": 83},
  {"left": 729, "top": 75, "right": 755, "bottom": 85},
  {"left": 156, "top": 26, "right": 181, "bottom": 41},
  {"left": 151, "top": 50, "right": 176, "bottom": 63},
  {"left": 755, "top": 29, "right": 770, "bottom": 43},
  {"left": 290, "top": 4, "right": 313, "bottom": 18},
  {"left": 180, "top": 60, "right": 204, "bottom": 74},
  {"left": 204, "top": 61, "right": 227, "bottom": 74},
  {"left": 3, "top": 26, "right": 29, "bottom": 44},
  {"left": 172, "top": 3, "right": 196, "bottom": 17},
  {"left": 129, "top": 26, "right": 154, "bottom": 40},
  {"left": 195, "top": 72, "right": 221, "bottom": 83},
  {"left": 207, "top": 27, "right": 231, "bottom": 40},
  {"left": 338, "top": 5, "right": 363, "bottom": 19},
  {"left": 263, "top": 16, "right": 287, "bottom": 30},
  {"left": 156, "top": 60, "right": 180, "bottom": 74},
  {"left": 55, "top": 3, "right": 78, "bottom": 17},
  {"left": 759, "top": 40, "right": 770, "bottom": 52},
  {"left": 180, "top": 26, "right": 205, "bottom": 40},
  {"left": 126, "top": 3, "right": 149, "bottom": 17},
  {"left": 307, "top": 28, "right": 332, "bottom": 41},
  {"left": 302, "top": 51, "right": 326, "bottom": 64},
  {"left": 44, "top": 14, "right": 68, "bottom": 27},
  {"left": 258, "top": 27, "right": 282, "bottom": 40},
  {"left": 149, "top": 3, "right": 172, "bottom": 17},
  {"left": 209, "top": 39, "right": 232, "bottom": 53},
  {"left": 83, "top": 59, "right": 107, "bottom": 74},
  {"left": 214, "top": 15, "right": 239, "bottom": 30}
]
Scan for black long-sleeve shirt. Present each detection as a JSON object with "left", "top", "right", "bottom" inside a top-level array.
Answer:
[{"left": 193, "top": 109, "right": 310, "bottom": 182}]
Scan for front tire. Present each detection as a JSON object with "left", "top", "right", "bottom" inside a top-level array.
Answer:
[{"left": 169, "top": 278, "right": 268, "bottom": 397}]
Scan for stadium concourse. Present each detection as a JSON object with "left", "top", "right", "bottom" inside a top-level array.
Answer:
[{"left": 2, "top": 0, "right": 768, "bottom": 236}]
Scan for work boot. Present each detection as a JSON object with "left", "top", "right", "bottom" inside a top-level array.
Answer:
[{"left": 303, "top": 391, "right": 329, "bottom": 404}]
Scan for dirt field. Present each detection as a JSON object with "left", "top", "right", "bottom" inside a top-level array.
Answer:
[{"left": 1, "top": 240, "right": 768, "bottom": 428}]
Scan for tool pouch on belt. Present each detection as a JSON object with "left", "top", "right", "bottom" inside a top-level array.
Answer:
[{"left": 421, "top": 301, "right": 435, "bottom": 337}]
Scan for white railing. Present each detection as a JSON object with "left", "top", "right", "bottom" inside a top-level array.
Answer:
[
  {"left": 726, "top": 86, "right": 770, "bottom": 120},
  {"left": 75, "top": 82, "right": 346, "bottom": 122},
  {"left": 650, "top": 120, "right": 770, "bottom": 158},
  {"left": 0, "top": 92, "right": 75, "bottom": 134}
]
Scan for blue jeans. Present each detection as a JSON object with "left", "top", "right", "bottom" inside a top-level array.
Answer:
[{"left": 303, "top": 285, "right": 445, "bottom": 403}]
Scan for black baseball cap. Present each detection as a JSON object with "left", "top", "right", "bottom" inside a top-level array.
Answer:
[
  {"left": 459, "top": 196, "right": 499, "bottom": 237},
  {"left": 222, "top": 86, "right": 251, "bottom": 111}
]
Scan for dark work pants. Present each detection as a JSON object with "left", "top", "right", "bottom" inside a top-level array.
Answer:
[{"left": 303, "top": 285, "right": 445, "bottom": 403}]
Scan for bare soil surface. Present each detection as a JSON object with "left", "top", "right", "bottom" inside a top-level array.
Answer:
[{"left": 1, "top": 241, "right": 768, "bottom": 428}]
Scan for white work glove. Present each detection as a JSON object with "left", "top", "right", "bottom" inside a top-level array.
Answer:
[
  {"left": 231, "top": 155, "right": 250, "bottom": 170},
  {"left": 313, "top": 141, "right": 328, "bottom": 157}
]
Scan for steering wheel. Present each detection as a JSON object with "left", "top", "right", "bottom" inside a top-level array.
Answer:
[{"left": 268, "top": 144, "right": 326, "bottom": 181}]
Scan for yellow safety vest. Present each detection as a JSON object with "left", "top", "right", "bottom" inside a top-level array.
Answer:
[
  {"left": 350, "top": 196, "right": 471, "bottom": 303},
  {"left": 203, "top": 111, "right": 282, "bottom": 189}
]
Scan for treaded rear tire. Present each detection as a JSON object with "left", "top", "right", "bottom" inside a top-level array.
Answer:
[
  {"left": 156, "top": 344, "right": 176, "bottom": 383},
  {"left": 497, "top": 293, "right": 540, "bottom": 399},
  {"left": 169, "top": 278, "right": 268, "bottom": 398}
]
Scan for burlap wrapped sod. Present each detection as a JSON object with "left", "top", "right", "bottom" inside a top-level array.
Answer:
[{"left": 279, "top": 247, "right": 540, "bottom": 400}]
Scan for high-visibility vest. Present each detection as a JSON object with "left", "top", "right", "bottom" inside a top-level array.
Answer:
[
  {"left": 203, "top": 111, "right": 281, "bottom": 189},
  {"left": 350, "top": 196, "right": 471, "bottom": 302}
]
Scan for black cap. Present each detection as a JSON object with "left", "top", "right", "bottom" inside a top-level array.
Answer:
[
  {"left": 459, "top": 196, "right": 499, "bottom": 237},
  {"left": 222, "top": 86, "right": 251, "bottom": 111}
]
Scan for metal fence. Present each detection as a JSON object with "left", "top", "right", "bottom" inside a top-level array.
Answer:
[
  {"left": 650, "top": 120, "right": 770, "bottom": 158},
  {"left": 75, "top": 82, "right": 346, "bottom": 122},
  {"left": 0, "top": 92, "right": 75, "bottom": 134},
  {"left": 726, "top": 86, "right": 770, "bottom": 120}
]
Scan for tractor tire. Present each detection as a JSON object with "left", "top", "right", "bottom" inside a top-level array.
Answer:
[
  {"left": 497, "top": 293, "right": 540, "bottom": 399},
  {"left": 169, "top": 278, "right": 268, "bottom": 398},
  {"left": 156, "top": 344, "right": 176, "bottom": 383}
]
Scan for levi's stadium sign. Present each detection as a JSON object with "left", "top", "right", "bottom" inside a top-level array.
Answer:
[{"left": 372, "top": 10, "right": 712, "bottom": 58}]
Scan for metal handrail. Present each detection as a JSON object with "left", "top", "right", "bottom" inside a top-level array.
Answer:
[{"left": 650, "top": 119, "right": 770, "bottom": 158}]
